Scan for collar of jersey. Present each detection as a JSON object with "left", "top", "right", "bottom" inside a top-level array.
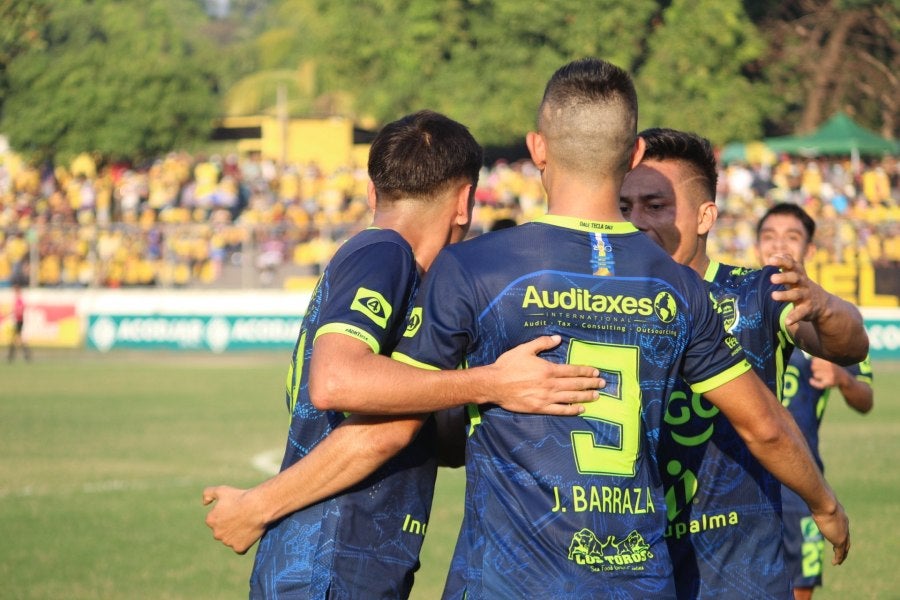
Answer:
[
  {"left": 703, "top": 260, "right": 721, "bottom": 282},
  {"left": 533, "top": 214, "right": 639, "bottom": 234}
]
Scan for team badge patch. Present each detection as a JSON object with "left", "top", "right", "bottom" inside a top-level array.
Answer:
[
  {"left": 351, "top": 287, "right": 392, "bottom": 329},
  {"left": 714, "top": 295, "right": 739, "bottom": 333}
]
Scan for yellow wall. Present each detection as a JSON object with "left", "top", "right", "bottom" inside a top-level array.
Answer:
[{"left": 220, "top": 115, "right": 369, "bottom": 172}]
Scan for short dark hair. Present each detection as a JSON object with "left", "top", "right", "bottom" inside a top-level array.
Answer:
[
  {"left": 639, "top": 128, "right": 718, "bottom": 202},
  {"left": 756, "top": 202, "right": 816, "bottom": 242},
  {"left": 368, "top": 110, "right": 483, "bottom": 203},
  {"left": 538, "top": 58, "right": 638, "bottom": 179}
]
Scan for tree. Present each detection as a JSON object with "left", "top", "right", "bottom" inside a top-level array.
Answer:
[
  {"left": 0, "top": 0, "right": 50, "bottom": 115},
  {"left": 756, "top": 0, "right": 898, "bottom": 139},
  {"left": 0, "top": 0, "right": 221, "bottom": 164},
  {"left": 634, "top": 0, "right": 774, "bottom": 144},
  {"left": 236, "top": 0, "right": 659, "bottom": 146}
]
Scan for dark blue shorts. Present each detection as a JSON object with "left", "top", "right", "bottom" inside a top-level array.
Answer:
[{"left": 782, "top": 507, "right": 824, "bottom": 589}]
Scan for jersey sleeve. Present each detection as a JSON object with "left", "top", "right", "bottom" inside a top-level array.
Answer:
[
  {"left": 392, "top": 249, "right": 475, "bottom": 370},
  {"left": 848, "top": 353, "right": 873, "bottom": 385},
  {"left": 315, "top": 239, "right": 418, "bottom": 355},
  {"left": 759, "top": 265, "right": 794, "bottom": 345},
  {"left": 681, "top": 273, "right": 752, "bottom": 393}
]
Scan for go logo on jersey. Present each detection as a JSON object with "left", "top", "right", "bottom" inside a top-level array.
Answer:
[{"left": 351, "top": 287, "right": 392, "bottom": 329}]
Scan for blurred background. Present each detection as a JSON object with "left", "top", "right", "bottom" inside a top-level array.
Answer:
[
  {"left": 1, "top": 0, "right": 898, "bottom": 355},
  {"left": 0, "top": 3, "right": 898, "bottom": 598}
]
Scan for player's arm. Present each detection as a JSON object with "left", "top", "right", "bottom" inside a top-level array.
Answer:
[
  {"left": 766, "top": 254, "right": 868, "bottom": 365},
  {"left": 309, "top": 332, "right": 603, "bottom": 416},
  {"left": 704, "top": 369, "right": 850, "bottom": 566},
  {"left": 202, "top": 413, "right": 426, "bottom": 554},
  {"left": 809, "top": 357, "right": 874, "bottom": 414}
]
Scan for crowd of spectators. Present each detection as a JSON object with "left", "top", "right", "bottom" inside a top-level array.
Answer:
[{"left": 0, "top": 147, "right": 897, "bottom": 290}]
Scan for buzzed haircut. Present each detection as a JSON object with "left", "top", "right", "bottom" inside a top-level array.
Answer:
[
  {"left": 639, "top": 128, "right": 718, "bottom": 202},
  {"left": 368, "top": 110, "right": 483, "bottom": 203},
  {"left": 756, "top": 202, "right": 816, "bottom": 243},
  {"left": 537, "top": 58, "right": 638, "bottom": 180}
]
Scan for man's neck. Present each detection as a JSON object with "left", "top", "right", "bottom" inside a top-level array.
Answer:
[
  {"left": 372, "top": 203, "right": 450, "bottom": 274},
  {"left": 542, "top": 168, "right": 627, "bottom": 222}
]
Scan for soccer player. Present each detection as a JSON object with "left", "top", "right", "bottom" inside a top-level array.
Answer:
[
  {"left": 619, "top": 128, "right": 868, "bottom": 598},
  {"left": 755, "top": 202, "right": 874, "bottom": 600},
  {"left": 391, "top": 58, "right": 849, "bottom": 598},
  {"left": 203, "top": 110, "right": 601, "bottom": 599}
]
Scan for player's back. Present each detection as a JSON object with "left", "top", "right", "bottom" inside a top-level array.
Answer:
[
  {"left": 661, "top": 261, "right": 793, "bottom": 599},
  {"left": 251, "top": 228, "right": 437, "bottom": 600},
  {"left": 397, "top": 216, "right": 749, "bottom": 599}
]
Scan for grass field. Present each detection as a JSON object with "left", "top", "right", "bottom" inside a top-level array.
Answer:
[{"left": 1, "top": 351, "right": 897, "bottom": 599}]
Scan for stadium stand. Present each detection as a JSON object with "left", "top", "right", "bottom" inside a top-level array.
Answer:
[{"left": 0, "top": 149, "right": 897, "bottom": 302}]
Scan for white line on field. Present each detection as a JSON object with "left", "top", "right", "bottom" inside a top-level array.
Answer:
[{"left": 252, "top": 449, "right": 282, "bottom": 476}]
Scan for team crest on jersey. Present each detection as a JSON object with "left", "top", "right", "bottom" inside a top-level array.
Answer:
[
  {"left": 567, "top": 528, "right": 653, "bottom": 572},
  {"left": 653, "top": 291, "right": 677, "bottom": 323},
  {"left": 403, "top": 307, "right": 422, "bottom": 338},
  {"left": 711, "top": 293, "right": 739, "bottom": 333},
  {"left": 350, "top": 287, "right": 392, "bottom": 329}
]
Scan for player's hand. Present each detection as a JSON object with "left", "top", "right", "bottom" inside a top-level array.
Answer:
[
  {"left": 812, "top": 500, "right": 851, "bottom": 566},
  {"left": 202, "top": 485, "right": 265, "bottom": 554},
  {"left": 487, "top": 335, "right": 604, "bottom": 416},
  {"left": 809, "top": 357, "right": 842, "bottom": 390},
  {"left": 766, "top": 254, "right": 833, "bottom": 327}
]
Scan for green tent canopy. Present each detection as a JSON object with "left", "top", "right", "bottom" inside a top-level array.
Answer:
[{"left": 764, "top": 112, "right": 898, "bottom": 157}]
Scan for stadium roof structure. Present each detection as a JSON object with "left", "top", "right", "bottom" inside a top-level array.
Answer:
[{"left": 764, "top": 111, "right": 899, "bottom": 158}]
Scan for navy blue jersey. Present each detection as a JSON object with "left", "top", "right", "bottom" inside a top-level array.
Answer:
[
  {"left": 780, "top": 350, "right": 872, "bottom": 588},
  {"left": 782, "top": 350, "right": 872, "bottom": 472},
  {"left": 393, "top": 216, "right": 750, "bottom": 599},
  {"left": 660, "top": 261, "right": 794, "bottom": 599},
  {"left": 250, "top": 228, "right": 438, "bottom": 600}
]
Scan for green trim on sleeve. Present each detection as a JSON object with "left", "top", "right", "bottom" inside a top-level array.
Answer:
[
  {"left": 390, "top": 351, "right": 441, "bottom": 371},
  {"left": 314, "top": 322, "right": 380, "bottom": 354},
  {"left": 466, "top": 403, "right": 481, "bottom": 437},
  {"left": 778, "top": 303, "right": 796, "bottom": 345},
  {"left": 690, "top": 359, "right": 752, "bottom": 394}
]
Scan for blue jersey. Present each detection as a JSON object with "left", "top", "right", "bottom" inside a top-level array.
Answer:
[
  {"left": 780, "top": 350, "right": 872, "bottom": 588},
  {"left": 660, "top": 261, "right": 794, "bottom": 599},
  {"left": 393, "top": 216, "right": 750, "bottom": 599},
  {"left": 250, "top": 228, "right": 438, "bottom": 600},
  {"left": 782, "top": 350, "right": 872, "bottom": 473}
]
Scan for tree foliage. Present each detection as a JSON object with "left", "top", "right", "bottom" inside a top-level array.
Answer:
[
  {"left": 0, "top": 0, "right": 51, "bottom": 110},
  {"left": 0, "top": 0, "right": 221, "bottom": 164},
  {"left": 1, "top": 0, "right": 895, "bottom": 162},
  {"left": 634, "top": 0, "right": 774, "bottom": 144}
]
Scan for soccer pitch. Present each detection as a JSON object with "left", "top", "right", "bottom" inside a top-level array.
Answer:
[{"left": 1, "top": 352, "right": 897, "bottom": 599}]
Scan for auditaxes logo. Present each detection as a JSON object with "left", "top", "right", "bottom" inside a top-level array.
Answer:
[
  {"left": 350, "top": 287, "right": 392, "bottom": 329},
  {"left": 567, "top": 528, "right": 653, "bottom": 572},
  {"left": 653, "top": 291, "right": 677, "bottom": 324}
]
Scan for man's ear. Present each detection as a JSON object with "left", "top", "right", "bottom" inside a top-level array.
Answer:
[
  {"left": 526, "top": 131, "right": 546, "bottom": 169},
  {"left": 628, "top": 136, "right": 646, "bottom": 171},
  {"left": 697, "top": 201, "right": 718, "bottom": 236},
  {"left": 366, "top": 180, "right": 377, "bottom": 211},
  {"left": 455, "top": 183, "right": 474, "bottom": 226}
]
